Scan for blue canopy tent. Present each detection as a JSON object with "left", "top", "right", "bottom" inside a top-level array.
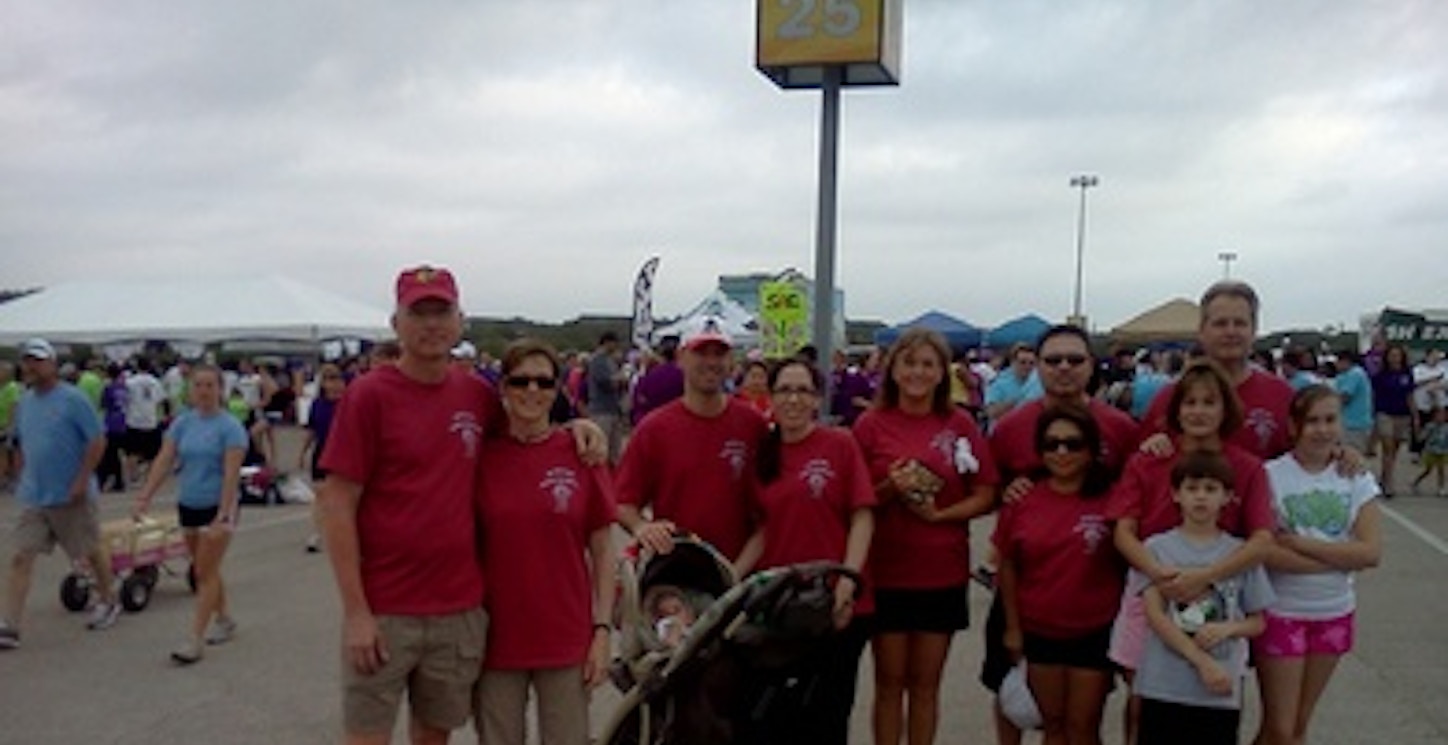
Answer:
[
  {"left": 874, "top": 311, "right": 984, "bottom": 351},
  {"left": 985, "top": 313, "right": 1053, "bottom": 349}
]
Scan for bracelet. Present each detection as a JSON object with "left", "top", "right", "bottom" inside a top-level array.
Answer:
[{"left": 592, "top": 622, "right": 610, "bottom": 634}]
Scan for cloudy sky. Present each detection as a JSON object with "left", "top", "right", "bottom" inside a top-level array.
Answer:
[{"left": 4, "top": 1, "right": 1444, "bottom": 333}]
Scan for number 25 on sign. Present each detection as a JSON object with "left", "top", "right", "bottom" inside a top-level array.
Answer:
[{"left": 758, "top": 0, "right": 883, "bottom": 67}]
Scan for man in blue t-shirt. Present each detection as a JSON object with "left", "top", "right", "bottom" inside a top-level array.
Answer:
[{"left": 0, "top": 339, "right": 119, "bottom": 651}]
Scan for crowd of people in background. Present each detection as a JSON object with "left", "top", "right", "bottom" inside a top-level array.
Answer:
[{"left": 0, "top": 267, "right": 1436, "bottom": 745}]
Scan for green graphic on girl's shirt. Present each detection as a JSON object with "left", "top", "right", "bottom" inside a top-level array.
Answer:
[{"left": 1280, "top": 489, "right": 1350, "bottom": 539}]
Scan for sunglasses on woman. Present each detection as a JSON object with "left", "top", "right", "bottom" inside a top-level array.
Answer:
[
  {"left": 503, "top": 375, "right": 558, "bottom": 390},
  {"left": 1040, "top": 436, "right": 1088, "bottom": 453}
]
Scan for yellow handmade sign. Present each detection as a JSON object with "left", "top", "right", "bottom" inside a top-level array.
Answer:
[{"left": 759, "top": 281, "right": 811, "bottom": 359}]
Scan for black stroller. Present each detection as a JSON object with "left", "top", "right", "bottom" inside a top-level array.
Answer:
[{"left": 600, "top": 535, "right": 860, "bottom": 745}]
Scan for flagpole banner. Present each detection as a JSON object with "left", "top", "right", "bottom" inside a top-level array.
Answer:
[{"left": 631, "top": 256, "right": 661, "bottom": 350}]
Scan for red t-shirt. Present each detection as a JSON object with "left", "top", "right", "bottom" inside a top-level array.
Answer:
[
  {"left": 752, "top": 426, "right": 878, "bottom": 615},
  {"left": 1142, "top": 369, "right": 1293, "bottom": 460},
  {"left": 320, "top": 365, "right": 495, "bottom": 615},
  {"left": 615, "top": 398, "right": 768, "bottom": 559},
  {"left": 477, "top": 430, "right": 617, "bottom": 670},
  {"left": 1105, "top": 443, "right": 1276, "bottom": 541},
  {"left": 989, "top": 398, "right": 1141, "bottom": 480},
  {"left": 852, "top": 407, "right": 999, "bottom": 590},
  {"left": 993, "top": 481, "right": 1125, "bottom": 638}
]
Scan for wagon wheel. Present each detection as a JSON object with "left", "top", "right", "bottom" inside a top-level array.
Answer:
[
  {"left": 60, "top": 574, "right": 91, "bottom": 612},
  {"left": 120, "top": 574, "right": 152, "bottom": 612}
]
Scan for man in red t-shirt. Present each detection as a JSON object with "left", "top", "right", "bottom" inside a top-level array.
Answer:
[
  {"left": 318, "top": 266, "right": 492, "bottom": 745},
  {"left": 616, "top": 319, "right": 768, "bottom": 560},
  {"left": 1142, "top": 281, "right": 1293, "bottom": 460}
]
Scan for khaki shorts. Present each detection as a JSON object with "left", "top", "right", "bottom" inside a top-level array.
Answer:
[
  {"left": 342, "top": 608, "right": 488, "bottom": 736},
  {"left": 14, "top": 502, "right": 101, "bottom": 559},
  {"left": 474, "top": 666, "right": 588, "bottom": 745},
  {"left": 1342, "top": 429, "right": 1372, "bottom": 453},
  {"left": 1375, "top": 413, "right": 1412, "bottom": 443}
]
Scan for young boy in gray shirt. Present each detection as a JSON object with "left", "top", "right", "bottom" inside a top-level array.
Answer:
[{"left": 1133, "top": 451, "right": 1275, "bottom": 745}]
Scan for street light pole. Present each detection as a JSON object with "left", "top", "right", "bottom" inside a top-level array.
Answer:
[
  {"left": 1217, "top": 251, "right": 1238, "bottom": 279},
  {"left": 1069, "top": 174, "right": 1099, "bottom": 324}
]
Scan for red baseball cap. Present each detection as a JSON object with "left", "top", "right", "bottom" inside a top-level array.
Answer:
[{"left": 395, "top": 265, "right": 459, "bottom": 308}]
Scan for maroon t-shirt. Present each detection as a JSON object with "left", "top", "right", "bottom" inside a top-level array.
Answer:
[
  {"left": 320, "top": 365, "right": 495, "bottom": 615},
  {"left": 478, "top": 430, "right": 617, "bottom": 669},
  {"left": 1143, "top": 369, "right": 1294, "bottom": 460},
  {"left": 615, "top": 398, "right": 768, "bottom": 559},
  {"left": 993, "top": 481, "right": 1125, "bottom": 638},
  {"left": 752, "top": 426, "right": 878, "bottom": 615},
  {"left": 990, "top": 398, "right": 1141, "bottom": 481},
  {"left": 1105, "top": 443, "right": 1276, "bottom": 541},
  {"left": 853, "top": 407, "right": 999, "bottom": 590}
]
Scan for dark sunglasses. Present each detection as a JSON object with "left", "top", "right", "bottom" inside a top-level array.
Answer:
[
  {"left": 1041, "top": 436, "right": 1089, "bottom": 453},
  {"left": 1040, "top": 354, "right": 1089, "bottom": 367},
  {"left": 503, "top": 375, "right": 558, "bottom": 390}
]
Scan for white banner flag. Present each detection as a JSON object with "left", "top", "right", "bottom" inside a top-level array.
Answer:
[{"left": 630, "top": 256, "right": 661, "bottom": 351}]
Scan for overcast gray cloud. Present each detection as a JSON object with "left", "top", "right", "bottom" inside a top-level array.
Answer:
[{"left": 3, "top": 0, "right": 1445, "bottom": 333}]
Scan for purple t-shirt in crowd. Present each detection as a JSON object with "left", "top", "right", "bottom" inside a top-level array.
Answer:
[
  {"left": 1372, "top": 368, "right": 1414, "bottom": 417},
  {"left": 831, "top": 368, "right": 875, "bottom": 426},
  {"left": 101, "top": 381, "right": 128, "bottom": 435},
  {"left": 631, "top": 362, "right": 684, "bottom": 425},
  {"left": 307, "top": 396, "right": 338, "bottom": 461}
]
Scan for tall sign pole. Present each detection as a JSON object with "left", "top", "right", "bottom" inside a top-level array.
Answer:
[{"left": 756, "top": 0, "right": 901, "bottom": 417}]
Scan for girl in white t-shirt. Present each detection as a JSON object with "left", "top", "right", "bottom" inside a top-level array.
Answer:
[{"left": 1255, "top": 384, "right": 1383, "bottom": 745}]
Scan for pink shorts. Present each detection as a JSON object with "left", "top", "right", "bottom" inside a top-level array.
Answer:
[
  {"left": 1254, "top": 612, "right": 1355, "bottom": 658},
  {"left": 1108, "top": 591, "right": 1146, "bottom": 671}
]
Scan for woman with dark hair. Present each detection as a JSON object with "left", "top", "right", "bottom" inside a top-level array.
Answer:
[
  {"left": 1371, "top": 344, "right": 1414, "bottom": 497},
  {"left": 733, "top": 358, "right": 875, "bottom": 745},
  {"left": 853, "top": 327, "right": 999, "bottom": 745},
  {"left": 994, "top": 404, "right": 1123, "bottom": 745},
  {"left": 473, "top": 338, "right": 617, "bottom": 745}
]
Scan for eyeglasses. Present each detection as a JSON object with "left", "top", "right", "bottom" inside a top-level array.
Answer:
[
  {"left": 1040, "top": 354, "right": 1089, "bottom": 368},
  {"left": 1041, "top": 437, "right": 1088, "bottom": 453},
  {"left": 772, "top": 386, "right": 817, "bottom": 398},
  {"left": 503, "top": 375, "right": 558, "bottom": 390}
]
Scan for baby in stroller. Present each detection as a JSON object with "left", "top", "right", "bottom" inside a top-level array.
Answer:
[{"left": 600, "top": 534, "right": 859, "bottom": 745}]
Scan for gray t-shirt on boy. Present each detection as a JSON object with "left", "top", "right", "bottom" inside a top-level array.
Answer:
[{"left": 1133, "top": 529, "right": 1275, "bottom": 710}]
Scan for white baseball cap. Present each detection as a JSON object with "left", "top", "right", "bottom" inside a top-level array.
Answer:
[{"left": 21, "top": 338, "right": 55, "bottom": 360}]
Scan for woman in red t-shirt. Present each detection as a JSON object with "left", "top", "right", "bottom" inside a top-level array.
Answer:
[
  {"left": 734, "top": 359, "right": 876, "bottom": 745},
  {"left": 995, "top": 404, "right": 1124, "bottom": 744},
  {"left": 853, "top": 328, "right": 998, "bottom": 745},
  {"left": 474, "top": 339, "right": 618, "bottom": 745}
]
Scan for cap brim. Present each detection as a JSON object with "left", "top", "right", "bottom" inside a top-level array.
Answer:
[{"left": 400, "top": 290, "right": 457, "bottom": 307}]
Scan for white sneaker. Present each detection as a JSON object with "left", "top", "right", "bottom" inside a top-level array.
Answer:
[
  {"left": 205, "top": 616, "right": 237, "bottom": 645},
  {"left": 305, "top": 534, "right": 321, "bottom": 553},
  {"left": 87, "top": 602, "right": 122, "bottom": 631},
  {"left": 171, "top": 637, "right": 203, "bottom": 665}
]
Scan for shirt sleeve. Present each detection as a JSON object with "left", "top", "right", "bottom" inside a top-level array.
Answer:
[
  {"left": 164, "top": 414, "right": 186, "bottom": 443},
  {"left": 613, "top": 420, "right": 652, "bottom": 508},
  {"left": 1105, "top": 455, "right": 1145, "bottom": 521},
  {"left": 224, "top": 417, "right": 249, "bottom": 450},
  {"left": 991, "top": 501, "right": 1019, "bottom": 558},
  {"left": 841, "top": 430, "right": 878, "bottom": 510},
  {"left": 1238, "top": 565, "right": 1277, "bottom": 614},
  {"left": 71, "top": 390, "right": 102, "bottom": 441},
  {"left": 1236, "top": 456, "right": 1277, "bottom": 534}
]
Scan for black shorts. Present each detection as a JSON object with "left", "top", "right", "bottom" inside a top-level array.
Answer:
[
  {"left": 124, "top": 428, "right": 163, "bottom": 461},
  {"left": 1025, "top": 625, "right": 1116, "bottom": 671},
  {"left": 178, "top": 504, "right": 220, "bottom": 529},
  {"left": 1138, "top": 698, "right": 1240, "bottom": 745},
  {"left": 874, "top": 585, "right": 970, "bottom": 634}
]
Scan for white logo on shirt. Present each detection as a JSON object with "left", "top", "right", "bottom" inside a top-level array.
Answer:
[
  {"left": 540, "top": 467, "right": 579, "bottom": 514},
  {"left": 720, "top": 439, "right": 749, "bottom": 480},
  {"left": 930, "top": 430, "right": 957, "bottom": 468},
  {"left": 450, "top": 412, "right": 483, "bottom": 459},
  {"left": 1074, "top": 514, "right": 1109, "bottom": 554},
  {"left": 798, "top": 458, "right": 835, "bottom": 499},
  {"left": 1245, "top": 407, "right": 1277, "bottom": 451}
]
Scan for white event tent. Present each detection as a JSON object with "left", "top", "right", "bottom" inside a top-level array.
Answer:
[
  {"left": 0, "top": 276, "right": 391, "bottom": 346},
  {"left": 651, "top": 290, "right": 759, "bottom": 348}
]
